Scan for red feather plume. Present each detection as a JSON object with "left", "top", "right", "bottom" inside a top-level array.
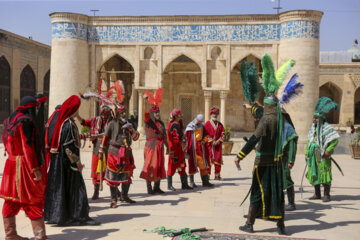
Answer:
[
  {"left": 154, "top": 88, "right": 162, "bottom": 106},
  {"left": 107, "top": 86, "right": 116, "bottom": 98},
  {"left": 144, "top": 91, "right": 156, "bottom": 106},
  {"left": 115, "top": 80, "right": 125, "bottom": 103}
]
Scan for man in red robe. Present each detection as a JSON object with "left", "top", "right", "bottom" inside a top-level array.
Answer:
[
  {"left": 140, "top": 104, "right": 169, "bottom": 194},
  {"left": 167, "top": 109, "right": 192, "bottom": 191},
  {"left": 1, "top": 96, "right": 49, "bottom": 240},
  {"left": 98, "top": 106, "right": 140, "bottom": 208},
  {"left": 185, "top": 114, "right": 214, "bottom": 188},
  {"left": 77, "top": 105, "right": 114, "bottom": 200},
  {"left": 204, "top": 107, "right": 225, "bottom": 180}
]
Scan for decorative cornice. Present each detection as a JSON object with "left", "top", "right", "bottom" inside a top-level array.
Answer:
[
  {"left": 279, "top": 10, "right": 323, "bottom": 23},
  {"left": 50, "top": 12, "right": 89, "bottom": 25},
  {"left": 50, "top": 10, "right": 323, "bottom": 26},
  {"left": 50, "top": 10, "right": 322, "bottom": 43},
  {"left": 320, "top": 63, "right": 360, "bottom": 73}
]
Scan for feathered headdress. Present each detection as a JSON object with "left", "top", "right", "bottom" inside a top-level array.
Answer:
[
  {"left": 240, "top": 61, "right": 260, "bottom": 105},
  {"left": 280, "top": 73, "right": 304, "bottom": 104},
  {"left": 79, "top": 79, "right": 126, "bottom": 110},
  {"left": 144, "top": 88, "right": 162, "bottom": 112},
  {"left": 314, "top": 96, "right": 338, "bottom": 119},
  {"left": 261, "top": 54, "right": 296, "bottom": 95}
]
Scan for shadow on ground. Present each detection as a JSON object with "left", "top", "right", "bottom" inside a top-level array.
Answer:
[
  {"left": 48, "top": 228, "right": 119, "bottom": 240},
  {"left": 255, "top": 199, "right": 360, "bottom": 235}
]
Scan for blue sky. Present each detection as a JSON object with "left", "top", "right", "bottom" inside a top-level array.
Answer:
[{"left": 0, "top": 0, "right": 359, "bottom": 51}]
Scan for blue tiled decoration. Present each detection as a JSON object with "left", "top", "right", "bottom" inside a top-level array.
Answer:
[
  {"left": 52, "top": 21, "right": 320, "bottom": 42},
  {"left": 52, "top": 22, "right": 87, "bottom": 41}
]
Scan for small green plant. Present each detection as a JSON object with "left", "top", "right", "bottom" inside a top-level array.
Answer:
[
  {"left": 351, "top": 127, "right": 360, "bottom": 146},
  {"left": 224, "top": 127, "right": 231, "bottom": 142},
  {"left": 81, "top": 126, "right": 91, "bottom": 134}
]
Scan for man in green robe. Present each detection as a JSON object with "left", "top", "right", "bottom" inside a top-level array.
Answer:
[
  {"left": 235, "top": 95, "right": 285, "bottom": 235},
  {"left": 305, "top": 97, "right": 339, "bottom": 202},
  {"left": 281, "top": 111, "right": 298, "bottom": 211}
]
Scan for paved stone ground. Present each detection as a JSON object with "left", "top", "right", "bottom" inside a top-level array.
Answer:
[{"left": 0, "top": 147, "right": 360, "bottom": 240}]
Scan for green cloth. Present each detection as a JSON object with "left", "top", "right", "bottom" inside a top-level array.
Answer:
[
  {"left": 281, "top": 121, "right": 298, "bottom": 189},
  {"left": 307, "top": 121, "right": 339, "bottom": 156},
  {"left": 250, "top": 165, "right": 284, "bottom": 219},
  {"left": 143, "top": 227, "right": 201, "bottom": 240},
  {"left": 306, "top": 138, "right": 338, "bottom": 185},
  {"left": 282, "top": 140, "right": 297, "bottom": 189},
  {"left": 306, "top": 121, "right": 339, "bottom": 185}
]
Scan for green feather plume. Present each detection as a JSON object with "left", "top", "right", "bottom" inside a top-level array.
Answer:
[
  {"left": 240, "top": 61, "right": 260, "bottom": 104},
  {"left": 261, "top": 54, "right": 276, "bottom": 95},
  {"left": 271, "top": 59, "right": 296, "bottom": 93},
  {"left": 261, "top": 54, "right": 296, "bottom": 94},
  {"left": 315, "top": 96, "right": 338, "bottom": 115}
]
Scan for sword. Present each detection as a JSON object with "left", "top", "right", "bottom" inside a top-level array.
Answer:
[
  {"left": 299, "top": 163, "right": 308, "bottom": 199},
  {"left": 331, "top": 157, "right": 344, "bottom": 176},
  {"left": 240, "top": 187, "right": 252, "bottom": 207}
]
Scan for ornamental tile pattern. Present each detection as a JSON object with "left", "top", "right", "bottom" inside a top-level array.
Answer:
[{"left": 51, "top": 21, "right": 320, "bottom": 42}]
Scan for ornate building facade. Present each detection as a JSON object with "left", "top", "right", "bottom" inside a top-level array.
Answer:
[
  {"left": 49, "top": 10, "right": 323, "bottom": 149},
  {"left": 0, "top": 29, "right": 51, "bottom": 123},
  {"left": 319, "top": 45, "right": 360, "bottom": 126}
]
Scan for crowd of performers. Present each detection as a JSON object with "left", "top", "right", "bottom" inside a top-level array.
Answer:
[{"left": 0, "top": 54, "right": 342, "bottom": 239}]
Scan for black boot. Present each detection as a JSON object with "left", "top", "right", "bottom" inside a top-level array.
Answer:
[
  {"left": 323, "top": 184, "right": 331, "bottom": 202},
  {"left": 239, "top": 204, "right": 257, "bottom": 233},
  {"left": 309, "top": 184, "right": 321, "bottom": 200},
  {"left": 285, "top": 186, "right": 296, "bottom": 211},
  {"left": 180, "top": 174, "right": 193, "bottom": 190},
  {"left": 201, "top": 175, "right": 214, "bottom": 187},
  {"left": 167, "top": 176, "right": 176, "bottom": 191},
  {"left": 109, "top": 187, "right": 118, "bottom": 208},
  {"left": 91, "top": 184, "right": 100, "bottom": 200},
  {"left": 153, "top": 180, "right": 165, "bottom": 194},
  {"left": 121, "top": 183, "right": 136, "bottom": 203},
  {"left": 277, "top": 202, "right": 286, "bottom": 235},
  {"left": 189, "top": 175, "right": 198, "bottom": 188},
  {"left": 117, "top": 187, "right": 121, "bottom": 198},
  {"left": 277, "top": 220, "right": 286, "bottom": 235},
  {"left": 146, "top": 180, "right": 155, "bottom": 195}
]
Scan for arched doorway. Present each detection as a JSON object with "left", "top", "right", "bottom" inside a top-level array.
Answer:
[
  {"left": 230, "top": 54, "right": 263, "bottom": 132},
  {"left": 0, "top": 56, "right": 11, "bottom": 122},
  {"left": 354, "top": 88, "right": 360, "bottom": 124},
  {"left": 319, "top": 82, "right": 342, "bottom": 124},
  {"left": 43, "top": 70, "right": 50, "bottom": 118},
  {"left": 20, "top": 65, "right": 36, "bottom": 99},
  {"left": 98, "top": 55, "right": 134, "bottom": 114},
  {"left": 162, "top": 54, "right": 202, "bottom": 126}
]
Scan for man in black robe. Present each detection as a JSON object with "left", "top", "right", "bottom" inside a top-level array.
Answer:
[{"left": 44, "top": 95, "right": 99, "bottom": 226}]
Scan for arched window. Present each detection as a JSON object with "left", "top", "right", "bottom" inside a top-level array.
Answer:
[
  {"left": 20, "top": 65, "right": 36, "bottom": 99},
  {"left": 0, "top": 56, "right": 11, "bottom": 122},
  {"left": 319, "top": 82, "right": 342, "bottom": 124},
  {"left": 211, "top": 46, "right": 221, "bottom": 60},
  {"left": 43, "top": 70, "right": 50, "bottom": 118},
  {"left": 98, "top": 55, "right": 134, "bottom": 114},
  {"left": 144, "top": 47, "right": 153, "bottom": 59}
]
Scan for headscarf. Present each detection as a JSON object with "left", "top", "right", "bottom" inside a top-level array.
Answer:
[
  {"left": 50, "top": 95, "right": 81, "bottom": 153},
  {"left": 210, "top": 107, "right": 219, "bottom": 115},
  {"left": 169, "top": 108, "right": 183, "bottom": 132},
  {"left": 169, "top": 109, "right": 181, "bottom": 122},
  {"left": 3, "top": 96, "right": 38, "bottom": 141},
  {"left": 185, "top": 114, "right": 204, "bottom": 132}
]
